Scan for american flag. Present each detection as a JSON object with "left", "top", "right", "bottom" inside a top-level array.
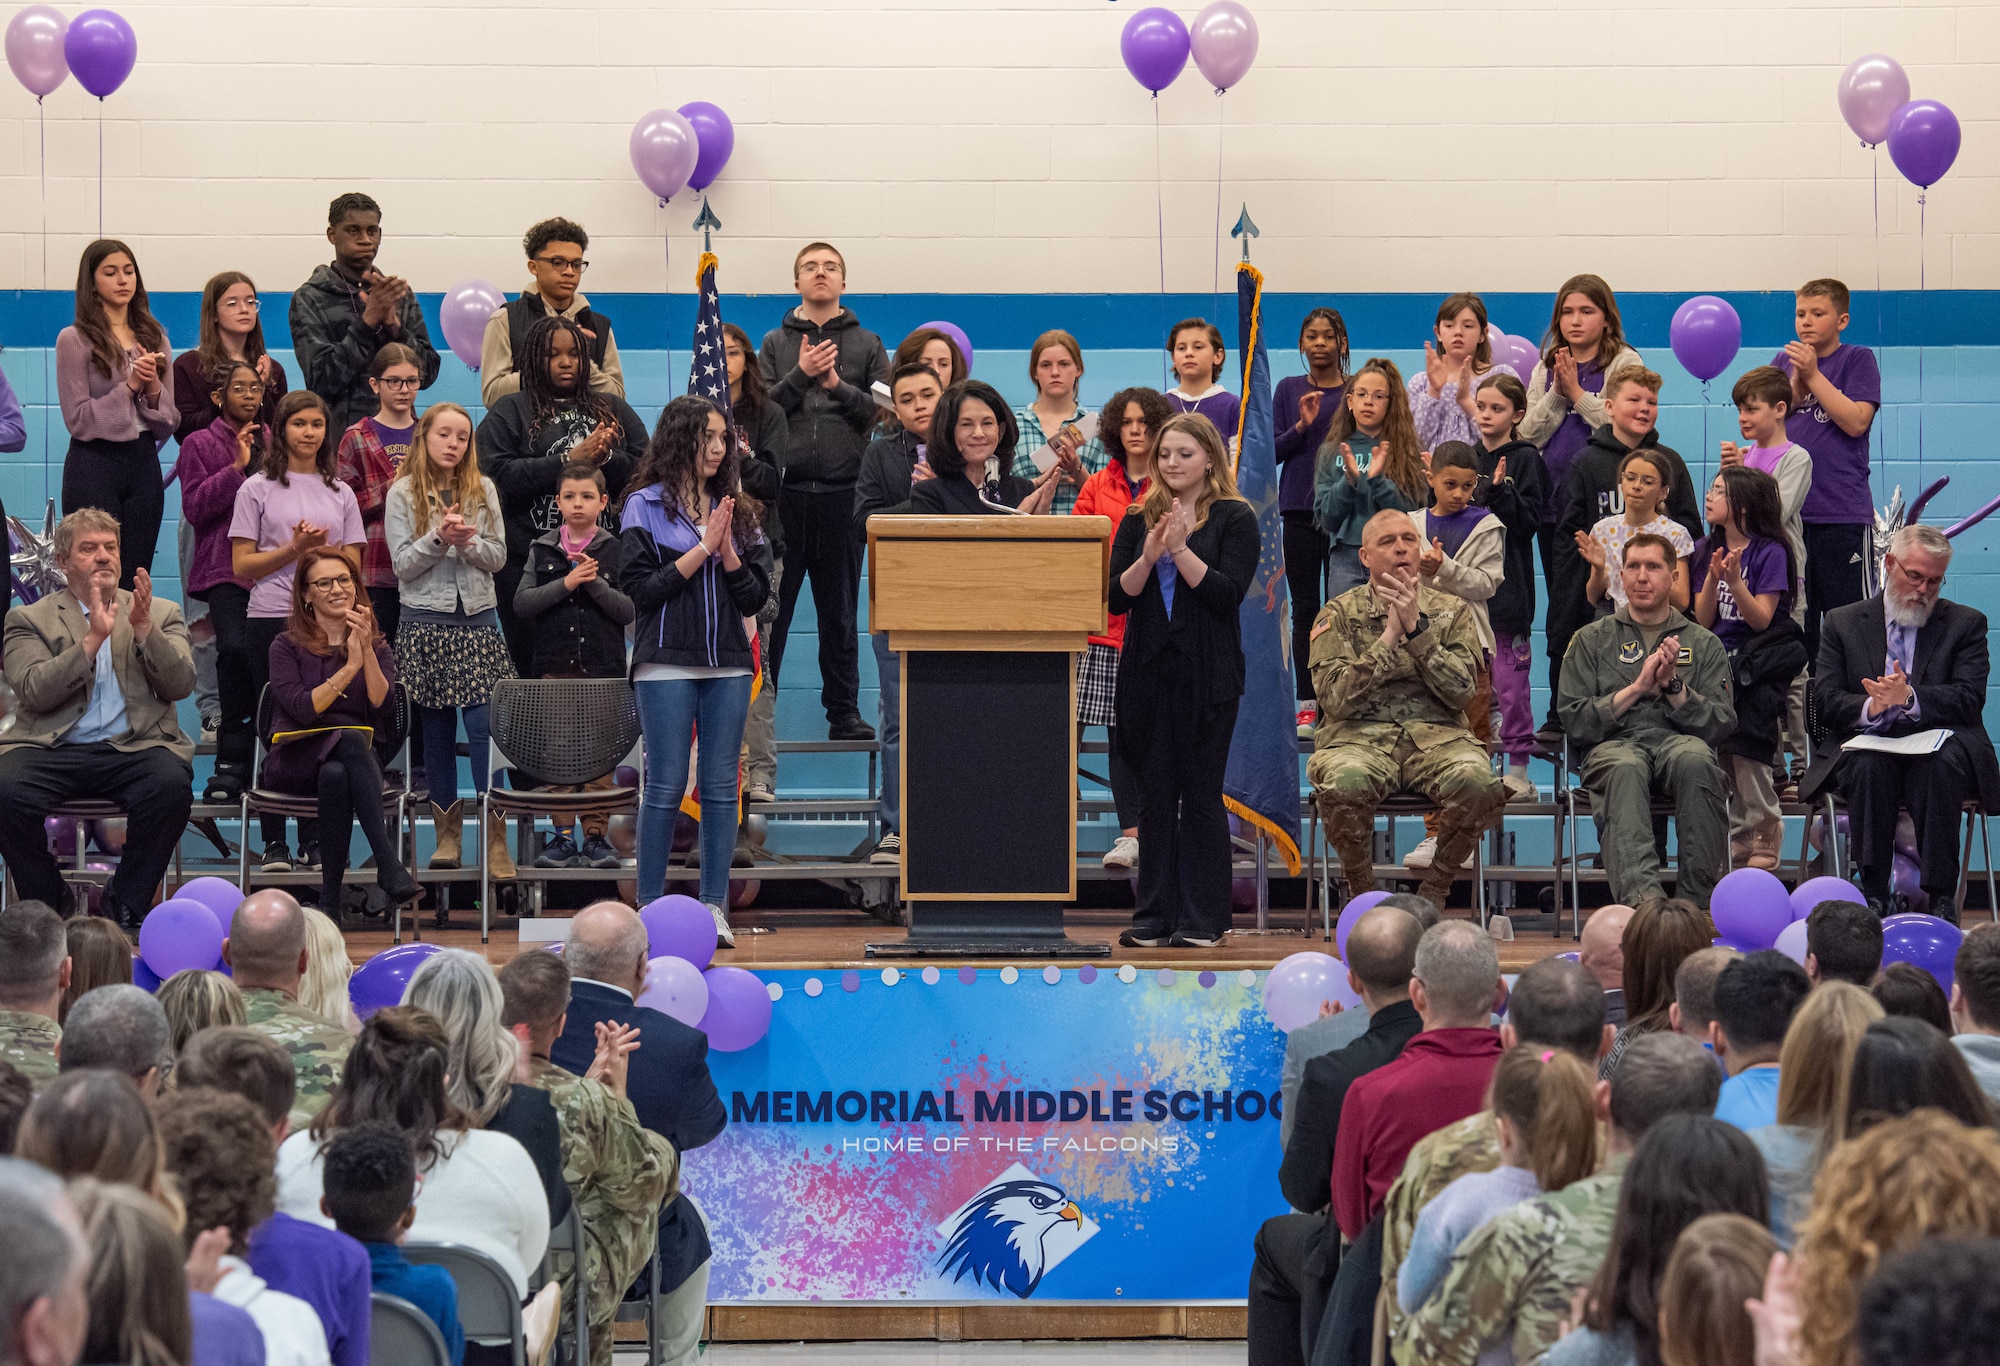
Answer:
[{"left": 687, "top": 250, "right": 733, "bottom": 425}]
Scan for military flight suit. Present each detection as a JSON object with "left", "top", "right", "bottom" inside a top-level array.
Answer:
[
  {"left": 1557, "top": 605, "right": 1734, "bottom": 908},
  {"left": 0, "top": 1009, "right": 60, "bottom": 1093},
  {"left": 1309, "top": 581, "right": 1506, "bottom": 908}
]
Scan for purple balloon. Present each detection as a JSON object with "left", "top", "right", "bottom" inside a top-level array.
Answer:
[
  {"left": 348, "top": 942, "right": 442, "bottom": 1020},
  {"left": 1882, "top": 912, "right": 1963, "bottom": 992},
  {"left": 1501, "top": 335, "right": 1540, "bottom": 380},
  {"left": 614, "top": 765, "right": 640, "bottom": 789},
  {"left": 1669, "top": 295, "right": 1742, "bottom": 383},
  {"left": 137, "top": 898, "right": 224, "bottom": 978},
  {"left": 638, "top": 955, "right": 710, "bottom": 1028},
  {"left": 697, "top": 966, "right": 773, "bottom": 1052},
  {"left": 44, "top": 815, "right": 76, "bottom": 859},
  {"left": 1836, "top": 53, "right": 1910, "bottom": 147},
  {"left": 63, "top": 9, "right": 133, "bottom": 99},
  {"left": 439, "top": 280, "right": 504, "bottom": 371},
  {"left": 1334, "top": 890, "right": 1392, "bottom": 959},
  {"left": 5, "top": 6, "right": 68, "bottom": 99},
  {"left": 1189, "top": 0, "right": 1258, "bottom": 92},
  {"left": 1887, "top": 99, "right": 1961, "bottom": 190},
  {"left": 1555, "top": 951, "right": 1581, "bottom": 963},
  {"left": 1120, "top": 7, "right": 1190, "bottom": 94},
  {"left": 1710, "top": 868, "right": 1790, "bottom": 951},
  {"left": 678, "top": 101, "right": 735, "bottom": 193},
  {"left": 1808, "top": 809, "right": 1850, "bottom": 854},
  {"left": 1775, "top": 918, "right": 1811, "bottom": 967},
  {"left": 1789, "top": 876, "right": 1866, "bottom": 922},
  {"left": 1262, "top": 951, "right": 1360, "bottom": 1032},
  {"left": 83, "top": 862, "right": 113, "bottom": 916},
  {"left": 173, "top": 876, "right": 242, "bottom": 936},
  {"left": 1891, "top": 851, "right": 1923, "bottom": 904},
  {"left": 641, "top": 895, "right": 716, "bottom": 971},
  {"left": 629, "top": 108, "right": 700, "bottom": 202},
  {"left": 131, "top": 954, "right": 162, "bottom": 993},
  {"left": 916, "top": 320, "right": 975, "bottom": 375}
]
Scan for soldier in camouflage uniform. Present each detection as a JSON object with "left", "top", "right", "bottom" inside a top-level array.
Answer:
[
  {"left": 225, "top": 890, "right": 353, "bottom": 1129},
  {"left": 0, "top": 900, "right": 72, "bottom": 1094},
  {"left": 1310, "top": 511, "right": 1506, "bottom": 909}
]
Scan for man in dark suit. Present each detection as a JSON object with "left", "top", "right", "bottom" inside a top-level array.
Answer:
[
  {"left": 553, "top": 901, "right": 726, "bottom": 1366},
  {"left": 1808, "top": 523, "right": 2000, "bottom": 923},
  {"left": 1249, "top": 906, "right": 1426, "bottom": 1366}
]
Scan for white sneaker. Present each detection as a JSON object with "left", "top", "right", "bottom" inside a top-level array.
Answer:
[
  {"left": 1102, "top": 836, "right": 1139, "bottom": 869},
  {"left": 707, "top": 902, "right": 736, "bottom": 948},
  {"left": 869, "top": 833, "right": 901, "bottom": 865},
  {"left": 1403, "top": 837, "right": 1473, "bottom": 870}
]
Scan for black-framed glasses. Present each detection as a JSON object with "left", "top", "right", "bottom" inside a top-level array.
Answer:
[
  {"left": 306, "top": 576, "right": 354, "bottom": 594},
  {"left": 534, "top": 256, "right": 588, "bottom": 274},
  {"left": 376, "top": 376, "right": 420, "bottom": 390}
]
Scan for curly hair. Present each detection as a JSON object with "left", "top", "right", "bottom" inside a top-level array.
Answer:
[
  {"left": 155, "top": 1087, "right": 277, "bottom": 1255},
  {"left": 1797, "top": 1110, "right": 2000, "bottom": 1366},
  {"left": 1323, "top": 358, "right": 1426, "bottom": 507},
  {"left": 1098, "top": 386, "right": 1173, "bottom": 473},
  {"left": 925, "top": 380, "right": 1020, "bottom": 482},
  {"left": 523, "top": 217, "right": 587, "bottom": 259},
  {"left": 518, "top": 314, "right": 616, "bottom": 443},
  {"left": 1858, "top": 1235, "right": 2000, "bottom": 1366},
  {"left": 622, "top": 395, "right": 762, "bottom": 552},
  {"left": 1297, "top": 306, "right": 1350, "bottom": 381}
]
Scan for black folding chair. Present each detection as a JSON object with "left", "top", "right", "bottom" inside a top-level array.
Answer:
[{"left": 403, "top": 1240, "right": 527, "bottom": 1366}]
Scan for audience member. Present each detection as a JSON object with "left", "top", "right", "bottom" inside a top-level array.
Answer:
[
  {"left": 1396, "top": 1032, "right": 1723, "bottom": 1366},
  {"left": 297, "top": 906, "right": 361, "bottom": 1036},
  {"left": 1746, "top": 982, "right": 1880, "bottom": 1248},
  {"left": 1951, "top": 922, "right": 2000, "bottom": 1103},
  {"left": 278, "top": 1006, "right": 549, "bottom": 1296},
  {"left": 1313, "top": 358, "right": 1425, "bottom": 598},
  {"left": 0, "top": 1061, "right": 31, "bottom": 1154},
  {"left": 1109, "top": 412, "right": 1256, "bottom": 947},
  {"left": 1655, "top": 1213, "right": 1777, "bottom": 1366},
  {"left": 722, "top": 321, "right": 788, "bottom": 807},
  {"left": 290, "top": 192, "right": 440, "bottom": 435},
  {"left": 333, "top": 342, "right": 424, "bottom": 642},
  {"left": 67, "top": 1176, "right": 199, "bottom": 1366},
  {"left": 1870, "top": 961, "right": 1952, "bottom": 1034},
  {"left": 477, "top": 313, "right": 647, "bottom": 676},
  {"left": 905, "top": 380, "right": 1057, "bottom": 516},
  {"left": 58, "top": 917, "right": 131, "bottom": 1024},
  {"left": 173, "top": 269, "right": 288, "bottom": 444},
  {"left": 1578, "top": 903, "right": 1633, "bottom": 1026},
  {"left": 1809, "top": 523, "right": 2000, "bottom": 922},
  {"left": 0, "top": 1157, "right": 88, "bottom": 1366},
  {"left": 0, "top": 902, "right": 68, "bottom": 1093},
  {"left": 480, "top": 217, "right": 625, "bottom": 404},
  {"left": 225, "top": 890, "right": 355, "bottom": 1128},
  {"left": 1711, "top": 951, "right": 1810, "bottom": 1130},
  {"left": 156, "top": 969, "right": 245, "bottom": 1053},
  {"left": 1838, "top": 1015, "right": 1992, "bottom": 1141},
  {"left": 0, "top": 510, "right": 196, "bottom": 928},
  {"left": 1601, "top": 897, "right": 1713, "bottom": 1079},
  {"left": 1805, "top": 900, "right": 1883, "bottom": 986},
  {"left": 758, "top": 241, "right": 892, "bottom": 742},
  {"left": 1668, "top": 944, "right": 1736, "bottom": 1044},
  {"left": 1557, "top": 533, "right": 1734, "bottom": 909},
  {"left": 58, "top": 985, "right": 171, "bottom": 1097},
  {"left": 57, "top": 238, "right": 176, "bottom": 588},
  {"left": 555, "top": 903, "right": 725, "bottom": 1366},
  {"left": 1578, "top": 448, "right": 1694, "bottom": 614},
  {"left": 320, "top": 1123, "right": 463, "bottom": 1366},
  {"left": 1010, "top": 329, "right": 1104, "bottom": 517},
  {"left": 1856, "top": 1236, "right": 2000, "bottom": 1366},
  {"left": 1797, "top": 1111, "right": 2000, "bottom": 1366},
  {"left": 618, "top": 397, "right": 773, "bottom": 941},
  {"left": 16, "top": 1070, "right": 172, "bottom": 1202},
  {"left": 1277, "top": 308, "right": 1349, "bottom": 729}
]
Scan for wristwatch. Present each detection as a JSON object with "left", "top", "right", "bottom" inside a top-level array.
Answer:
[
  {"left": 1663, "top": 677, "right": 1685, "bottom": 696},
  {"left": 1404, "top": 614, "right": 1430, "bottom": 642}
]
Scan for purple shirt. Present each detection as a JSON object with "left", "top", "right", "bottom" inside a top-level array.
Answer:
[
  {"left": 178, "top": 417, "right": 254, "bottom": 595},
  {"left": 191, "top": 1290, "right": 267, "bottom": 1366},
  {"left": 1692, "top": 537, "right": 1789, "bottom": 651},
  {"left": 1275, "top": 376, "right": 1343, "bottom": 515},
  {"left": 1425, "top": 504, "right": 1489, "bottom": 560},
  {"left": 55, "top": 325, "right": 177, "bottom": 444},
  {"left": 365, "top": 417, "right": 414, "bottom": 473},
  {"left": 247, "top": 1211, "right": 371, "bottom": 1366},
  {"left": 1537, "top": 358, "right": 1610, "bottom": 512},
  {"left": 1168, "top": 387, "right": 1241, "bottom": 445},
  {"left": 1156, "top": 553, "right": 1179, "bottom": 617},
  {"left": 1773, "top": 343, "right": 1880, "bottom": 524},
  {"left": 228, "top": 470, "right": 368, "bottom": 617}
]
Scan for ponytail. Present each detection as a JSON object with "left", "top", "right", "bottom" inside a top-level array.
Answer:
[{"left": 1489, "top": 1045, "right": 1600, "bottom": 1193}]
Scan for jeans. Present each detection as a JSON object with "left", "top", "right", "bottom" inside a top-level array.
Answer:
[
  {"left": 419, "top": 704, "right": 492, "bottom": 805},
  {"left": 635, "top": 675, "right": 753, "bottom": 906},
  {"left": 872, "top": 630, "right": 901, "bottom": 833},
  {"left": 1325, "top": 543, "right": 1366, "bottom": 600}
]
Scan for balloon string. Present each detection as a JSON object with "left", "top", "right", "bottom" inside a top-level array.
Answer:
[
  {"left": 1872, "top": 145, "right": 1885, "bottom": 519},
  {"left": 1212, "top": 89, "right": 1225, "bottom": 324},
  {"left": 660, "top": 199, "right": 672, "bottom": 397},
  {"left": 1917, "top": 191, "right": 1926, "bottom": 488},
  {"left": 1700, "top": 379, "right": 1710, "bottom": 493},
  {"left": 97, "top": 103, "right": 104, "bottom": 238},
  {"left": 1154, "top": 94, "right": 1168, "bottom": 388},
  {"left": 40, "top": 99, "right": 50, "bottom": 472}
]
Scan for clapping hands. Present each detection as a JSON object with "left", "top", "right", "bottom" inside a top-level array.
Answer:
[
  {"left": 1376, "top": 566, "right": 1421, "bottom": 642},
  {"left": 1862, "top": 660, "right": 1914, "bottom": 713},
  {"left": 1573, "top": 530, "right": 1608, "bottom": 570}
]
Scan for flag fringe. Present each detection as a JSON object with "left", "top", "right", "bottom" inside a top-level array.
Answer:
[
  {"left": 695, "top": 251, "right": 719, "bottom": 288},
  {"left": 1224, "top": 795, "right": 1302, "bottom": 877}
]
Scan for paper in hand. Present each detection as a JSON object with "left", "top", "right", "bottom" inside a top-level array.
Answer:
[{"left": 1842, "top": 728, "right": 1952, "bottom": 757}]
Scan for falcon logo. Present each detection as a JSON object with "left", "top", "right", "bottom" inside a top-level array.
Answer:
[{"left": 936, "top": 1164, "right": 1098, "bottom": 1298}]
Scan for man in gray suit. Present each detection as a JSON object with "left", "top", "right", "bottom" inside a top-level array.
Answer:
[{"left": 0, "top": 509, "right": 193, "bottom": 928}]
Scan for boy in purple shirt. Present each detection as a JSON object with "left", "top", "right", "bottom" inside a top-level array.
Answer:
[
  {"left": 1164, "top": 318, "right": 1241, "bottom": 444},
  {"left": 1772, "top": 278, "right": 1880, "bottom": 660}
]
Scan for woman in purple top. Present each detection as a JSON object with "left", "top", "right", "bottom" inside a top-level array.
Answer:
[
  {"left": 1275, "top": 307, "right": 1347, "bottom": 728},
  {"left": 172, "top": 270, "right": 289, "bottom": 445},
  {"left": 1407, "top": 292, "right": 1518, "bottom": 449},
  {"left": 56, "top": 238, "right": 176, "bottom": 588}
]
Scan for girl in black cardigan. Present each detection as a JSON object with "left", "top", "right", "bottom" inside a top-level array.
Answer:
[{"left": 1108, "top": 413, "right": 1261, "bottom": 947}]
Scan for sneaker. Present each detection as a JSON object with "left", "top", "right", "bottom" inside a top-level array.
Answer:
[
  {"left": 1170, "top": 930, "right": 1225, "bottom": 949},
  {"left": 1102, "top": 836, "right": 1139, "bottom": 869},
  {"left": 1403, "top": 837, "right": 1474, "bottom": 871},
  {"left": 829, "top": 715, "right": 877, "bottom": 742},
  {"left": 1119, "top": 923, "right": 1169, "bottom": 948},
  {"left": 1295, "top": 703, "right": 1319, "bottom": 740},
  {"left": 260, "top": 841, "right": 293, "bottom": 874},
  {"left": 743, "top": 783, "right": 776, "bottom": 805},
  {"left": 199, "top": 715, "right": 220, "bottom": 745},
  {"left": 708, "top": 902, "right": 736, "bottom": 949},
  {"left": 296, "top": 841, "right": 321, "bottom": 872},
  {"left": 869, "top": 833, "right": 902, "bottom": 866},
  {"left": 579, "top": 835, "right": 622, "bottom": 870},
  {"left": 534, "top": 834, "right": 580, "bottom": 869},
  {"left": 1503, "top": 772, "right": 1537, "bottom": 803}
]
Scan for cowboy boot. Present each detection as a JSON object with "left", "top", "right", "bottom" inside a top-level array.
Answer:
[
  {"left": 486, "top": 809, "right": 517, "bottom": 881},
  {"left": 429, "top": 802, "right": 463, "bottom": 870}
]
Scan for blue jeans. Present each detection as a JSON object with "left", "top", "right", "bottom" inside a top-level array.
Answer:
[
  {"left": 872, "top": 632, "right": 901, "bottom": 834},
  {"left": 419, "top": 704, "right": 491, "bottom": 804},
  {"left": 636, "top": 675, "right": 753, "bottom": 906}
]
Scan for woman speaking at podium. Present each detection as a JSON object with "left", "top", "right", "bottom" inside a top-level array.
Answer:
[
  {"left": 1107, "top": 413, "right": 1258, "bottom": 949},
  {"left": 907, "top": 380, "right": 1062, "bottom": 516}
]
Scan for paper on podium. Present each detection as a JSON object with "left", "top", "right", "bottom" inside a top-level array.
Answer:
[
  {"left": 1025, "top": 411, "right": 1100, "bottom": 473},
  {"left": 1842, "top": 728, "right": 1952, "bottom": 757}
]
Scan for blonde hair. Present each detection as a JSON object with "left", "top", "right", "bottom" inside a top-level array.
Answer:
[
  {"left": 402, "top": 948, "right": 520, "bottom": 1126},
  {"left": 1796, "top": 1111, "right": 2000, "bottom": 1366},
  {"left": 296, "top": 906, "right": 359, "bottom": 1034},
  {"left": 395, "top": 402, "right": 488, "bottom": 537},
  {"left": 1488, "top": 1045, "right": 1600, "bottom": 1192},
  {"left": 1657, "top": 1213, "right": 1776, "bottom": 1366},
  {"left": 156, "top": 970, "right": 246, "bottom": 1054},
  {"left": 1776, "top": 981, "right": 1882, "bottom": 1131},
  {"left": 1139, "top": 413, "right": 1243, "bottom": 532},
  {"left": 71, "top": 1177, "right": 193, "bottom": 1366}
]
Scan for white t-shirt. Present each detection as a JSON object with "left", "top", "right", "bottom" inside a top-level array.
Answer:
[
  {"left": 212, "top": 1255, "right": 332, "bottom": 1366},
  {"left": 1591, "top": 514, "right": 1695, "bottom": 608}
]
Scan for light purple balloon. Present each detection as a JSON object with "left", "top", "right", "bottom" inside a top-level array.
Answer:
[
  {"left": 1120, "top": 7, "right": 1190, "bottom": 94},
  {"left": 638, "top": 955, "right": 709, "bottom": 1028},
  {"left": 1335, "top": 890, "right": 1392, "bottom": 959},
  {"left": 1774, "top": 918, "right": 1810, "bottom": 967},
  {"left": 1262, "top": 951, "right": 1358, "bottom": 1032},
  {"left": 1710, "top": 868, "right": 1791, "bottom": 951},
  {"left": 1887, "top": 99, "right": 1961, "bottom": 190},
  {"left": 697, "top": 966, "right": 773, "bottom": 1052},
  {"left": 1669, "top": 295, "right": 1741, "bottom": 383},
  {"left": 629, "top": 108, "right": 700, "bottom": 202},
  {"left": 641, "top": 895, "right": 715, "bottom": 971},
  {"left": 678, "top": 101, "right": 735, "bottom": 193},
  {"left": 348, "top": 942, "right": 441, "bottom": 1020},
  {"left": 174, "top": 877, "right": 243, "bottom": 936},
  {"left": 1835, "top": 53, "right": 1910, "bottom": 147},
  {"left": 438, "top": 280, "right": 504, "bottom": 371},
  {"left": 1189, "top": 0, "right": 1258, "bottom": 92},
  {"left": 137, "top": 899, "right": 224, "bottom": 978},
  {"left": 916, "top": 320, "right": 974, "bottom": 375},
  {"left": 63, "top": 9, "right": 133, "bottom": 100},
  {"left": 1502, "top": 334, "right": 1540, "bottom": 378},
  {"left": 1891, "top": 851, "right": 1923, "bottom": 902},
  {"left": 5, "top": 6, "right": 68, "bottom": 99},
  {"left": 1789, "top": 876, "right": 1866, "bottom": 923}
]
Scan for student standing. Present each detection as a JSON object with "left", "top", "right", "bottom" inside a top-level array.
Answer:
[
  {"left": 172, "top": 271, "right": 288, "bottom": 444},
  {"left": 619, "top": 397, "right": 773, "bottom": 947},
  {"left": 893, "top": 327, "right": 968, "bottom": 391},
  {"left": 1408, "top": 292, "right": 1518, "bottom": 449},
  {"left": 723, "top": 321, "right": 789, "bottom": 807},
  {"left": 1109, "top": 413, "right": 1259, "bottom": 949},
  {"left": 1164, "top": 318, "right": 1241, "bottom": 440},
  {"left": 1470, "top": 374, "right": 1546, "bottom": 797},
  {"left": 1010, "top": 330, "right": 1102, "bottom": 516},
  {"left": 1313, "top": 358, "right": 1427, "bottom": 599},
  {"left": 758, "top": 242, "right": 891, "bottom": 742},
  {"left": 1580, "top": 449, "right": 1695, "bottom": 613},
  {"left": 1276, "top": 308, "right": 1348, "bottom": 737},
  {"left": 290, "top": 193, "right": 440, "bottom": 435},
  {"left": 479, "top": 217, "right": 626, "bottom": 405},
  {"left": 335, "top": 344, "right": 424, "bottom": 641},
  {"left": 57, "top": 239, "right": 175, "bottom": 588}
]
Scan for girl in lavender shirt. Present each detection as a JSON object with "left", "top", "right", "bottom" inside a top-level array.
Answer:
[{"left": 1408, "top": 293, "right": 1518, "bottom": 449}]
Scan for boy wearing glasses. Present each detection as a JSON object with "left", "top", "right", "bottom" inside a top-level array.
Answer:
[{"left": 480, "top": 217, "right": 627, "bottom": 404}]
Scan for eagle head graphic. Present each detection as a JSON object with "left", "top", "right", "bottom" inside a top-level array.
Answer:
[{"left": 936, "top": 1178, "right": 1085, "bottom": 1299}]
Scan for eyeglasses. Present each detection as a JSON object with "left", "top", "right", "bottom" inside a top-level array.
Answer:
[
  {"left": 219, "top": 297, "right": 260, "bottom": 311},
  {"left": 306, "top": 576, "right": 354, "bottom": 593},
  {"left": 225, "top": 381, "right": 265, "bottom": 396},
  {"left": 534, "top": 256, "right": 588, "bottom": 274},
  {"left": 1895, "top": 564, "right": 1945, "bottom": 591},
  {"left": 376, "top": 376, "right": 420, "bottom": 390}
]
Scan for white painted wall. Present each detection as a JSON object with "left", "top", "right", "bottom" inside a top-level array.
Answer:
[{"left": 0, "top": 0, "right": 1991, "bottom": 294}]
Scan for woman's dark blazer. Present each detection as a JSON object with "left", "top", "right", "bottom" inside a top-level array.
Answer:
[{"left": 1107, "top": 498, "right": 1259, "bottom": 727}]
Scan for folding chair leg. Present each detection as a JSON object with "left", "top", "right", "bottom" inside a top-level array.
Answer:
[
  {"left": 1960, "top": 817, "right": 1974, "bottom": 918},
  {"left": 1983, "top": 811, "right": 1998, "bottom": 925},
  {"left": 479, "top": 796, "right": 491, "bottom": 945}
]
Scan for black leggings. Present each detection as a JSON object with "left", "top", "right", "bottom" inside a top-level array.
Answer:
[
  {"left": 313, "top": 731, "right": 406, "bottom": 907},
  {"left": 1107, "top": 726, "right": 1141, "bottom": 831},
  {"left": 62, "top": 435, "right": 163, "bottom": 589},
  {"left": 1283, "top": 514, "right": 1328, "bottom": 702},
  {"left": 203, "top": 583, "right": 256, "bottom": 775},
  {"left": 248, "top": 615, "right": 316, "bottom": 851}
]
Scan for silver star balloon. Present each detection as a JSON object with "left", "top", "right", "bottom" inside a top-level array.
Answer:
[{"left": 9, "top": 499, "right": 65, "bottom": 605}]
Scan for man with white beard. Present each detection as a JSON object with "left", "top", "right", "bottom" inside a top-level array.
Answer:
[{"left": 1808, "top": 523, "right": 2000, "bottom": 922}]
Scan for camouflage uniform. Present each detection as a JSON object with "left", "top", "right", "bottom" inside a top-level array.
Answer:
[
  {"left": 1375, "top": 1111, "right": 1500, "bottom": 1363},
  {"left": 527, "top": 1057, "right": 676, "bottom": 1366},
  {"left": 1393, "top": 1153, "right": 1628, "bottom": 1366},
  {"left": 1309, "top": 581, "right": 1506, "bottom": 907},
  {"left": 241, "top": 987, "right": 353, "bottom": 1130},
  {"left": 0, "top": 1010, "right": 61, "bottom": 1094},
  {"left": 1556, "top": 606, "right": 1734, "bottom": 908}
]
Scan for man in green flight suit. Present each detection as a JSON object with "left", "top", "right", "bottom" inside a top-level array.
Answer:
[{"left": 1557, "top": 531, "right": 1734, "bottom": 909}]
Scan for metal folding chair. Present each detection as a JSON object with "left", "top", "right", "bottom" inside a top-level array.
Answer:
[
  {"left": 370, "top": 1292, "right": 452, "bottom": 1366},
  {"left": 403, "top": 1240, "right": 527, "bottom": 1366}
]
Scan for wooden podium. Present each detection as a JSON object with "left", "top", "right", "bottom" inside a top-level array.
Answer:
[{"left": 864, "top": 514, "right": 1115, "bottom": 957}]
